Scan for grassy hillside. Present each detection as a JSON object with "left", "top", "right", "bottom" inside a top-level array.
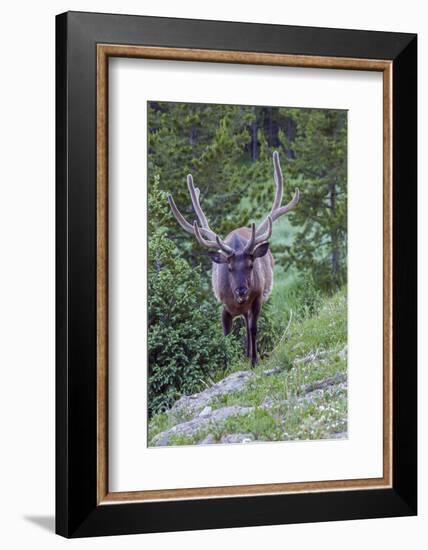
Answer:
[{"left": 148, "top": 287, "right": 347, "bottom": 446}]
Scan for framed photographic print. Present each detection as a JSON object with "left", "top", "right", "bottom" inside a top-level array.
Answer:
[{"left": 56, "top": 11, "right": 417, "bottom": 538}]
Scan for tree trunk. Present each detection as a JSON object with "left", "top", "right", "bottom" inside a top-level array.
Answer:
[
  {"left": 155, "top": 248, "right": 161, "bottom": 274},
  {"left": 189, "top": 127, "right": 197, "bottom": 146},
  {"left": 329, "top": 179, "right": 340, "bottom": 286},
  {"left": 268, "top": 107, "right": 273, "bottom": 145},
  {"left": 251, "top": 119, "right": 258, "bottom": 161}
]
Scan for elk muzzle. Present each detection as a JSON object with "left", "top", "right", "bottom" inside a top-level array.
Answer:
[{"left": 234, "top": 286, "right": 249, "bottom": 304}]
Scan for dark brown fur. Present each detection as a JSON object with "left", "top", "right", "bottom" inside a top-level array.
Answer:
[{"left": 212, "top": 228, "right": 274, "bottom": 365}]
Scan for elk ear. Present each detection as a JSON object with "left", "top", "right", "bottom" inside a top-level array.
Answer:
[
  {"left": 252, "top": 241, "right": 270, "bottom": 259},
  {"left": 208, "top": 251, "right": 230, "bottom": 264}
]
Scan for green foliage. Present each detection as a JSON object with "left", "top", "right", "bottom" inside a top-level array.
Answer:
[
  {"left": 148, "top": 288, "right": 348, "bottom": 444},
  {"left": 148, "top": 102, "right": 252, "bottom": 254},
  {"left": 147, "top": 102, "right": 348, "bottom": 416},
  {"left": 278, "top": 108, "right": 348, "bottom": 291},
  {"left": 148, "top": 179, "right": 241, "bottom": 416},
  {"left": 148, "top": 102, "right": 347, "bottom": 293},
  {"left": 272, "top": 270, "right": 323, "bottom": 324}
]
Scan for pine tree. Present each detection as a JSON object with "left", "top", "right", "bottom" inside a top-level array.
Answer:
[
  {"left": 148, "top": 102, "right": 251, "bottom": 259},
  {"left": 278, "top": 108, "right": 347, "bottom": 291}
]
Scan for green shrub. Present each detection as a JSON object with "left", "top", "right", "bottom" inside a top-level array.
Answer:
[{"left": 148, "top": 180, "right": 241, "bottom": 416}]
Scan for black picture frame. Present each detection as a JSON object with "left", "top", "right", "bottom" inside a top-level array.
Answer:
[{"left": 56, "top": 10, "right": 417, "bottom": 538}]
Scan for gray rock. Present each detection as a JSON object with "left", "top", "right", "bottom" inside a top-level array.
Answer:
[
  {"left": 303, "top": 388, "right": 324, "bottom": 401},
  {"left": 302, "top": 372, "right": 347, "bottom": 394},
  {"left": 261, "top": 398, "right": 277, "bottom": 409},
  {"left": 339, "top": 346, "right": 348, "bottom": 361},
  {"left": 295, "top": 349, "right": 320, "bottom": 365},
  {"left": 262, "top": 367, "right": 283, "bottom": 377},
  {"left": 295, "top": 345, "right": 348, "bottom": 366},
  {"left": 199, "top": 406, "right": 212, "bottom": 417},
  {"left": 150, "top": 348, "right": 348, "bottom": 447},
  {"left": 170, "top": 370, "right": 254, "bottom": 418},
  {"left": 198, "top": 434, "right": 216, "bottom": 445},
  {"left": 151, "top": 431, "right": 172, "bottom": 447},
  {"left": 152, "top": 405, "right": 254, "bottom": 446},
  {"left": 328, "top": 431, "right": 348, "bottom": 440},
  {"left": 220, "top": 433, "right": 255, "bottom": 444},
  {"left": 260, "top": 375, "right": 347, "bottom": 411}
]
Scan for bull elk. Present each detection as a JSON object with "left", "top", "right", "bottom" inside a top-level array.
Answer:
[{"left": 168, "top": 151, "right": 300, "bottom": 366}]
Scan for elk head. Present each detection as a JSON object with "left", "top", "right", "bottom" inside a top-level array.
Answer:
[
  {"left": 167, "top": 151, "right": 300, "bottom": 306},
  {"left": 197, "top": 220, "right": 273, "bottom": 304}
]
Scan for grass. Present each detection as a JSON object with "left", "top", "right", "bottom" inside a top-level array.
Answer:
[{"left": 148, "top": 287, "right": 347, "bottom": 445}]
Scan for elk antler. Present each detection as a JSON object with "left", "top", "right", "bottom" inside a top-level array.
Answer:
[
  {"left": 193, "top": 222, "right": 234, "bottom": 255},
  {"left": 168, "top": 174, "right": 234, "bottom": 254},
  {"left": 257, "top": 151, "right": 300, "bottom": 236},
  {"left": 243, "top": 216, "right": 273, "bottom": 255}
]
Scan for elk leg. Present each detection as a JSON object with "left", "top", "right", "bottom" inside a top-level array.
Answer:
[
  {"left": 244, "top": 314, "right": 252, "bottom": 358},
  {"left": 249, "top": 298, "right": 262, "bottom": 367},
  {"left": 222, "top": 308, "right": 233, "bottom": 336}
]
